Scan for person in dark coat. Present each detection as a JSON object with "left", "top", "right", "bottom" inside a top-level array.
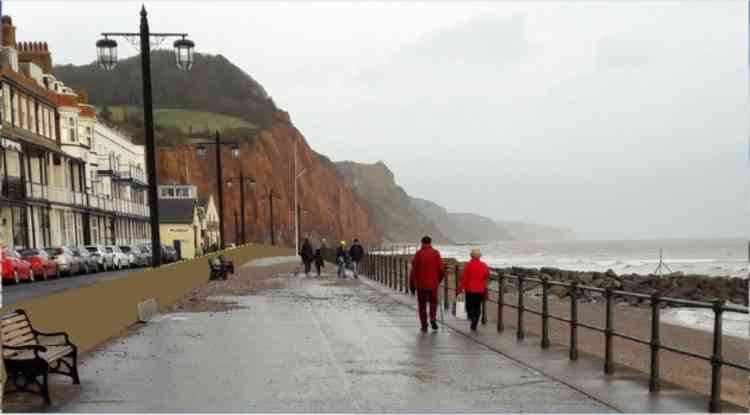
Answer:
[
  {"left": 336, "top": 241, "right": 348, "bottom": 279},
  {"left": 313, "top": 246, "right": 325, "bottom": 277},
  {"left": 300, "top": 238, "right": 314, "bottom": 277},
  {"left": 348, "top": 239, "right": 364, "bottom": 279},
  {"left": 409, "top": 236, "right": 445, "bottom": 332}
]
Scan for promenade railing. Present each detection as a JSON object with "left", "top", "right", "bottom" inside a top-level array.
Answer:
[{"left": 359, "top": 252, "right": 749, "bottom": 413}]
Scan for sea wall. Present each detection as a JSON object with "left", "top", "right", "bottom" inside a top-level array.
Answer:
[{"left": 493, "top": 266, "right": 748, "bottom": 306}]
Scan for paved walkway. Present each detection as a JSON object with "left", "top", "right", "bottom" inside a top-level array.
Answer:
[{"left": 17, "top": 262, "right": 612, "bottom": 412}]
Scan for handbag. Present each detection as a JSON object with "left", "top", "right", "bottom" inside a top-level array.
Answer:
[{"left": 455, "top": 295, "right": 467, "bottom": 320}]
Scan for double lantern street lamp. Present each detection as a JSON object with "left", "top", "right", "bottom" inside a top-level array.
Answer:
[{"left": 95, "top": 6, "right": 196, "bottom": 268}]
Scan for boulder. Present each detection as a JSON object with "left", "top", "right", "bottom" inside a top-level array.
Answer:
[
  {"left": 578, "top": 272, "right": 594, "bottom": 284},
  {"left": 605, "top": 268, "right": 618, "bottom": 278}
]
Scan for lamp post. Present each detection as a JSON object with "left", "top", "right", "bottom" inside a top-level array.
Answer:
[
  {"left": 226, "top": 172, "right": 256, "bottom": 245},
  {"left": 261, "top": 185, "right": 281, "bottom": 246},
  {"left": 297, "top": 204, "right": 308, "bottom": 248},
  {"left": 293, "top": 142, "right": 307, "bottom": 255},
  {"left": 195, "top": 132, "right": 240, "bottom": 250},
  {"left": 96, "top": 6, "right": 195, "bottom": 267}
]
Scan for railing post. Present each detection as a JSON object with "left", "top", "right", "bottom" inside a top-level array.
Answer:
[
  {"left": 452, "top": 264, "right": 459, "bottom": 316},
  {"left": 708, "top": 300, "right": 724, "bottom": 413},
  {"left": 444, "top": 265, "right": 449, "bottom": 310},
  {"left": 390, "top": 255, "right": 394, "bottom": 289},
  {"left": 541, "top": 277, "right": 550, "bottom": 349},
  {"left": 497, "top": 275, "right": 504, "bottom": 333},
  {"left": 517, "top": 275, "right": 525, "bottom": 340},
  {"left": 649, "top": 292, "right": 661, "bottom": 392},
  {"left": 604, "top": 287, "right": 614, "bottom": 374},
  {"left": 481, "top": 287, "right": 487, "bottom": 325},
  {"left": 569, "top": 282, "right": 579, "bottom": 360}
]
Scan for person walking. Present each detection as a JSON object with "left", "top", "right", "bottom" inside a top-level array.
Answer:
[
  {"left": 457, "top": 248, "right": 490, "bottom": 331},
  {"left": 409, "top": 236, "right": 445, "bottom": 332},
  {"left": 300, "top": 238, "right": 314, "bottom": 277},
  {"left": 313, "top": 245, "right": 325, "bottom": 277},
  {"left": 348, "top": 239, "right": 364, "bottom": 279},
  {"left": 336, "top": 240, "right": 348, "bottom": 279}
]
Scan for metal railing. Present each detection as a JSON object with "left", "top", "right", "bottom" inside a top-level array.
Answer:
[{"left": 359, "top": 252, "right": 749, "bottom": 413}]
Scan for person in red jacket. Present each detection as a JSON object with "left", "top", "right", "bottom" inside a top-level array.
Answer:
[
  {"left": 410, "top": 236, "right": 445, "bottom": 332},
  {"left": 457, "top": 248, "right": 490, "bottom": 331}
]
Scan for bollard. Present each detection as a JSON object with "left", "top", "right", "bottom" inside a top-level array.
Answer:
[
  {"left": 569, "top": 282, "right": 579, "bottom": 360},
  {"left": 517, "top": 276, "right": 525, "bottom": 340},
  {"left": 708, "top": 300, "right": 724, "bottom": 413},
  {"left": 649, "top": 292, "right": 660, "bottom": 392},
  {"left": 604, "top": 287, "right": 614, "bottom": 374},
  {"left": 497, "top": 275, "right": 504, "bottom": 333},
  {"left": 541, "top": 277, "right": 550, "bottom": 349}
]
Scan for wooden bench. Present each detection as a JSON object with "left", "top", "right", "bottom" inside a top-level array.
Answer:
[
  {"left": 209, "top": 258, "right": 229, "bottom": 280},
  {"left": 218, "top": 255, "right": 234, "bottom": 274},
  {"left": 2, "top": 309, "right": 80, "bottom": 403}
]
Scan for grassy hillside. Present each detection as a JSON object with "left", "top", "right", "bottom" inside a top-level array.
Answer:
[
  {"left": 99, "top": 106, "right": 255, "bottom": 134},
  {"left": 54, "top": 51, "right": 277, "bottom": 129}
]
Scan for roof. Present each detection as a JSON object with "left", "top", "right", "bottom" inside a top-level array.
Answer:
[{"left": 158, "top": 198, "right": 197, "bottom": 224}]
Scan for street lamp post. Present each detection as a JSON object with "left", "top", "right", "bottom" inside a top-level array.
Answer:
[
  {"left": 195, "top": 132, "right": 240, "bottom": 250},
  {"left": 96, "top": 6, "right": 195, "bottom": 268},
  {"left": 293, "top": 142, "right": 307, "bottom": 255},
  {"left": 297, "top": 204, "right": 308, "bottom": 248},
  {"left": 226, "top": 172, "right": 256, "bottom": 245},
  {"left": 261, "top": 186, "right": 281, "bottom": 246}
]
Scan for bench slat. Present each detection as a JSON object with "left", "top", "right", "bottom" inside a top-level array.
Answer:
[
  {"left": 2, "top": 320, "right": 32, "bottom": 335},
  {"left": 3, "top": 326, "right": 34, "bottom": 342},
  {"left": 1, "top": 314, "right": 28, "bottom": 326},
  {"left": 5, "top": 333, "right": 37, "bottom": 347}
]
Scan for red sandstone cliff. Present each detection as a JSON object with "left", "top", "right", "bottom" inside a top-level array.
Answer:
[{"left": 156, "top": 111, "right": 381, "bottom": 247}]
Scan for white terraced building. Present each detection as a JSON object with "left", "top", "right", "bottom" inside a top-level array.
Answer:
[{"left": 0, "top": 15, "right": 150, "bottom": 250}]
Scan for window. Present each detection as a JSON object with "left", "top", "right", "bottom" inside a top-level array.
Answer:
[
  {"left": 29, "top": 101, "right": 35, "bottom": 132},
  {"left": 176, "top": 187, "right": 190, "bottom": 197},
  {"left": 161, "top": 188, "right": 175, "bottom": 198},
  {"left": 18, "top": 95, "right": 26, "bottom": 129},
  {"left": 11, "top": 90, "right": 17, "bottom": 127}
]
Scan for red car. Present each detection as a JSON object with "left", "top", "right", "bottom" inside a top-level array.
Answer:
[
  {"left": 18, "top": 248, "right": 60, "bottom": 280},
  {"left": 1, "top": 248, "right": 33, "bottom": 284}
]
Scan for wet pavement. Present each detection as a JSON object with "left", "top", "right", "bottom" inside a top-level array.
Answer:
[{"left": 26, "top": 266, "right": 613, "bottom": 413}]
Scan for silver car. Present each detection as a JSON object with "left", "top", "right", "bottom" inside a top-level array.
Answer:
[
  {"left": 84, "top": 245, "right": 115, "bottom": 271},
  {"left": 105, "top": 246, "right": 131, "bottom": 269},
  {"left": 44, "top": 247, "right": 82, "bottom": 276}
]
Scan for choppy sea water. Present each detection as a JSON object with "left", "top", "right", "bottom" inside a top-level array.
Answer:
[{"left": 432, "top": 239, "right": 749, "bottom": 339}]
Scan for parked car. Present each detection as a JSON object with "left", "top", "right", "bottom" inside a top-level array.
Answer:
[
  {"left": 84, "top": 245, "right": 115, "bottom": 272},
  {"left": 44, "top": 247, "right": 83, "bottom": 276},
  {"left": 18, "top": 249, "right": 59, "bottom": 280},
  {"left": 72, "top": 247, "right": 98, "bottom": 274},
  {"left": 162, "top": 245, "right": 178, "bottom": 263},
  {"left": 1, "top": 247, "right": 33, "bottom": 284},
  {"left": 118, "top": 245, "right": 142, "bottom": 268},
  {"left": 105, "top": 246, "right": 131, "bottom": 269},
  {"left": 137, "top": 244, "right": 153, "bottom": 266}
]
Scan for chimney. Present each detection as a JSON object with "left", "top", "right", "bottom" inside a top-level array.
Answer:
[
  {"left": 2, "top": 16, "right": 16, "bottom": 48},
  {"left": 18, "top": 40, "right": 52, "bottom": 74},
  {"left": 77, "top": 88, "right": 89, "bottom": 104}
]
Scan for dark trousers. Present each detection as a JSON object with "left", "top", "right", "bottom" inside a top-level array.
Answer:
[
  {"left": 315, "top": 264, "right": 322, "bottom": 276},
  {"left": 304, "top": 261, "right": 312, "bottom": 274},
  {"left": 417, "top": 289, "right": 438, "bottom": 327},
  {"left": 466, "top": 292, "right": 483, "bottom": 325}
]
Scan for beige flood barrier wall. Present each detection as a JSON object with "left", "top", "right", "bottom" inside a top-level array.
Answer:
[{"left": 0, "top": 244, "right": 293, "bottom": 354}]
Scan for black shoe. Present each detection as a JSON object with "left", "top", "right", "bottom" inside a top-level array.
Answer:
[
  {"left": 431, "top": 321, "right": 439, "bottom": 331},
  {"left": 421, "top": 326, "right": 428, "bottom": 333},
  {"left": 470, "top": 322, "right": 478, "bottom": 331}
]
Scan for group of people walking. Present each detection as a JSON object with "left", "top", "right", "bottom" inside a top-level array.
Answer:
[
  {"left": 298, "top": 234, "right": 491, "bottom": 333},
  {"left": 297, "top": 238, "right": 365, "bottom": 279}
]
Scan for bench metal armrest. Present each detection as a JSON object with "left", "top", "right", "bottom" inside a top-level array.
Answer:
[
  {"left": 33, "top": 330, "right": 72, "bottom": 346},
  {"left": 4, "top": 344, "right": 48, "bottom": 360}
]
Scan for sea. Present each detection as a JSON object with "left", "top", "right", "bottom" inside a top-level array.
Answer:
[{"left": 432, "top": 239, "right": 749, "bottom": 339}]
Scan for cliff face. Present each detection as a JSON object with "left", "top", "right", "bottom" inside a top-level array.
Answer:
[
  {"left": 495, "top": 221, "right": 576, "bottom": 241},
  {"left": 410, "top": 198, "right": 514, "bottom": 243},
  {"left": 156, "top": 111, "right": 381, "bottom": 247},
  {"left": 334, "top": 161, "right": 449, "bottom": 244}
]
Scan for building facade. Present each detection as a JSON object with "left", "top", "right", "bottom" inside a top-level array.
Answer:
[
  {"left": 0, "top": 15, "right": 150, "bottom": 250},
  {"left": 157, "top": 184, "right": 207, "bottom": 259}
]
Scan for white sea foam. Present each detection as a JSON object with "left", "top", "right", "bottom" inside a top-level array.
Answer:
[{"left": 662, "top": 308, "right": 749, "bottom": 339}]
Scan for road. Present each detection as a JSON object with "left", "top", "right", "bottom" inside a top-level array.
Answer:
[
  {"left": 40, "top": 267, "right": 610, "bottom": 412},
  {"left": 1, "top": 267, "right": 142, "bottom": 306}
]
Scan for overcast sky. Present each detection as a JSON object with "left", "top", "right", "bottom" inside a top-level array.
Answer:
[{"left": 10, "top": 1, "right": 749, "bottom": 240}]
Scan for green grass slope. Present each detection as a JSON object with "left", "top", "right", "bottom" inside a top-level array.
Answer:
[{"left": 100, "top": 106, "right": 255, "bottom": 134}]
